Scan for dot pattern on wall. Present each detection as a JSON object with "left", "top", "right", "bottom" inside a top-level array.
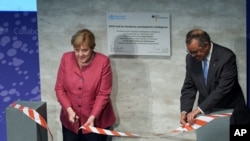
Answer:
[{"left": 0, "top": 11, "right": 40, "bottom": 141}]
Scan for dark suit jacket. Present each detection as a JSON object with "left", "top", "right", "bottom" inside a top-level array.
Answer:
[{"left": 180, "top": 43, "right": 246, "bottom": 115}]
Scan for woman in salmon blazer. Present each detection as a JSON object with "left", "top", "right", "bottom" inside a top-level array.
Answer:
[{"left": 55, "top": 28, "right": 116, "bottom": 141}]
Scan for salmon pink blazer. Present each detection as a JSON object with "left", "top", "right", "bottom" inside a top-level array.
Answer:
[{"left": 55, "top": 51, "right": 116, "bottom": 134}]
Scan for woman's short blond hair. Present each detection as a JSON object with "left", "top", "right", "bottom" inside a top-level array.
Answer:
[{"left": 71, "top": 28, "right": 96, "bottom": 49}]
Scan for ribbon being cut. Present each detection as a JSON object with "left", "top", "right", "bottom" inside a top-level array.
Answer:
[
  {"left": 79, "top": 125, "right": 140, "bottom": 137},
  {"left": 9, "top": 102, "right": 232, "bottom": 139},
  {"left": 9, "top": 102, "right": 140, "bottom": 139},
  {"left": 171, "top": 112, "right": 232, "bottom": 133}
]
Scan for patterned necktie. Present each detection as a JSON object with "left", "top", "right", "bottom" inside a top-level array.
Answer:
[{"left": 203, "top": 59, "right": 208, "bottom": 85}]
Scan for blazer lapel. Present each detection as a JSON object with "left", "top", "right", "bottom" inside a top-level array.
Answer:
[
  {"left": 207, "top": 44, "right": 219, "bottom": 90},
  {"left": 71, "top": 55, "right": 82, "bottom": 78}
]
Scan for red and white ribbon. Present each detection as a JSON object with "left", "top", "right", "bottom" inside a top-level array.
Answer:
[
  {"left": 171, "top": 112, "right": 232, "bottom": 133},
  {"left": 10, "top": 102, "right": 54, "bottom": 141},
  {"left": 79, "top": 112, "right": 232, "bottom": 138},
  {"left": 79, "top": 125, "right": 140, "bottom": 137},
  {"left": 9, "top": 101, "right": 232, "bottom": 139}
]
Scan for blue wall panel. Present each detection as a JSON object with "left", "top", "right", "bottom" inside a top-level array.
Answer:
[{"left": 0, "top": 11, "right": 40, "bottom": 141}]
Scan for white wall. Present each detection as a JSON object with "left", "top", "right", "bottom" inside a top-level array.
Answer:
[{"left": 38, "top": 0, "right": 246, "bottom": 141}]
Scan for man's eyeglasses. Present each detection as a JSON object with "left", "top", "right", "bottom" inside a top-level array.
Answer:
[{"left": 186, "top": 46, "right": 202, "bottom": 56}]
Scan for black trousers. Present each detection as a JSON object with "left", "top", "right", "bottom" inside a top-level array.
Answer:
[
  {"left": 230, "top": 101, "right": 250, "bottom": 125},
  {"left": 62, "top": 125, "right": 110, "bottom": 141}
]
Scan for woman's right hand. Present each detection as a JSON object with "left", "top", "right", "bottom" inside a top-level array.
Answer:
[{"left": 66, "top": 107, "right": 79, "bottom": 124}]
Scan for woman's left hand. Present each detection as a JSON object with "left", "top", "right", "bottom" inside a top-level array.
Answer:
[{"left": 84, "top": 115, "right": 95, "bottom": 126}]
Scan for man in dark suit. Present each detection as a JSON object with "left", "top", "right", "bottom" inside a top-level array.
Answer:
[{"left": 180, "top": 29, "right": 250, "bottom": 126}]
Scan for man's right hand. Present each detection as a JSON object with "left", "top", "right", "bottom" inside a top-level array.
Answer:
[{"left": 180, "top": 111, "right": 187, "bottom": 126}]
